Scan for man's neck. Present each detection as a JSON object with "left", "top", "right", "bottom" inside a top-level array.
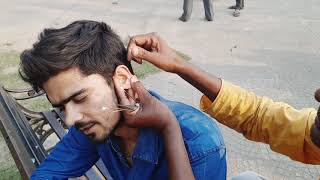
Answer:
[
  {"left": 113, "top": 122, "right": 139, "bottom": 161},
  {"left": 114, "top": 123, "right": 139, "bottom": 141}
]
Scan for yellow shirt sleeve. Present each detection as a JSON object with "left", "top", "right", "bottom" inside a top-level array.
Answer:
[{"left": 200, "top": 80, "right": 320, "bottom": 164}]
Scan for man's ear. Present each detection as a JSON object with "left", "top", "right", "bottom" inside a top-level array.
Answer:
[{"left": 113, "top": 65, "right": 134, "bottom": 90}]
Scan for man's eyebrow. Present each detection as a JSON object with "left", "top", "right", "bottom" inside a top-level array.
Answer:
[{"left": 51, "top": 89, "right": 86, "bottom": 108}]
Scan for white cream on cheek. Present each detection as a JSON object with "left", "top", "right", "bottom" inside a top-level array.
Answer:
[{"left": 101, "top": 106, "right": 108, "bottom": 111}]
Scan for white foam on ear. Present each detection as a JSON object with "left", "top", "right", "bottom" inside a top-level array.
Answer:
[{"left": 101, "top": 106, "right": 108, "bottom": 111}]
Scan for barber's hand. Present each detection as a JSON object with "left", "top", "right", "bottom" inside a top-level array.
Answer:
[
  {"left": 311, "top": 89, "right": 320, "bottom": 147},
  {"left": 314, "top": 89, "right": 320, "bottom": 128},
  {"left": 127, "top": 33, "right": 185, "bottom": 73},
  {"left": 113, "top": 76, "right": 178, "bottom": 132},
  {"left": 315, "top": 89, "right": 320, "bottom": 103},
  {"left": 314, "top": 89, "right": 320, "bottom": 124}
]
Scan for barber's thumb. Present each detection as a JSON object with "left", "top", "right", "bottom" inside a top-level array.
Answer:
[
  {"left": 132, "top": 46, "right": 153, "bottom": 60},
  {"left": 130, "top": 76, "right": 150, "bottom": 102}
]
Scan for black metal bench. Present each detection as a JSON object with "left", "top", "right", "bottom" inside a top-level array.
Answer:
[{"left": 0, "top": 85, "right": 112, "bottom": 180}]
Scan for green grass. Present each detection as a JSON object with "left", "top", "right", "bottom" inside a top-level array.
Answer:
[
  {"left": 0, "top": 49, "right": 191, "bottom": 178},
  {"left": 0, "top": 51, "right": 21, "bottom": 71},
  {"left": 0, "top": 51, "right": 28, "bottom": 88},
  {"left": 133, "top": 61, "right": 161, "bottom": 79},
  {"left": 0, "top": 51, "right": 52, "bottom": 112},
  {"left": 0, "top": 165, "right": 22, "bottom": 180}
]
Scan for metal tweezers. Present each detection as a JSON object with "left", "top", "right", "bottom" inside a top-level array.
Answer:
[
  {"left": 115, "top": 89, "right": 140, "bottom": 112},
  {"left": 117, "top": 104, "right": 140, "bottom": 112}
]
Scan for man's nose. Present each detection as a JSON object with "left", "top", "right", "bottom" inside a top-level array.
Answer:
[{"left": 64, "top": 105, "right": 83, "bottom": 127}]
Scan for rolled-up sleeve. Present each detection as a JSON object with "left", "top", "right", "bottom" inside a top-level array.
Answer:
[{"left": 200, "top": 80, "right": 320, "bottom": 164}]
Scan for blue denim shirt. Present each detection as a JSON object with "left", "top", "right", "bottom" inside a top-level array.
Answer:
[{"left": 31, "top": 91, "right": 227, "bottom": 180}]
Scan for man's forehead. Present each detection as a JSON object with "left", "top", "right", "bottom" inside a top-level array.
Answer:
[
  {"left": 43, "top": 68, "right": 86, "bottom": 104},
  {"left": 43, "top": 68, "right": 114, "bottom": 105}
]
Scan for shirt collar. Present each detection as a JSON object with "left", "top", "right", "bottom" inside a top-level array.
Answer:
[
  {"left": 108, "top": 91, "right": 165, "bottom": 165},
  {"left": 109, "top": 128, "right": 161, "bottom": 165},
  {"left": 132, "top": 128, "right": 161, "bottom": 164}
]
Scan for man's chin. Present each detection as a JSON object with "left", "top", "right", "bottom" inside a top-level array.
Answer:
[
  {"left": 86, "top": 119, "right": 121, "bottom": 143},
  {"left": 84, "top": 124, "right": 116, "bottom": 143},
  {"left": 87, "top": 132, "right": 109, "bottom": 143}
]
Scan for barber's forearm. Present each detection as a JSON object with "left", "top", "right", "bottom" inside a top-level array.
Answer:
[
  {"left": 176, "top": 61, "right": 221, "bottom": 102},
  {"left": 162, "top": 120, "right": 195, "bottom": 180}
]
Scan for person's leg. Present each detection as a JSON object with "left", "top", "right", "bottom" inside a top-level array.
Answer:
[
  {"left": 203, "top": 0, "right": 214, "bottom": 21},
  {"left": 231, "top": 171, "right": 267, "bottom": 180},
  {"left": 229, "top": 0, "right": 243, "bottom": 9},
  {"left": 232, "top": 0, "right": 242, "bottom": 17},
  {"left": 179, "top": 0, "right": 193, "bottom": 22},
  {"left": 239, "top": 0, "right": 244, "bottom": 9}
]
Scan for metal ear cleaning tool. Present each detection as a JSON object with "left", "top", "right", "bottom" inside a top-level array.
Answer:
[{"left": 101, "top": 87, "right": 140, "bottom": 113}]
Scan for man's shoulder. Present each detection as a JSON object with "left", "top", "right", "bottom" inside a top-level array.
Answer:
[
  {"left": 150, "top": 91, "right": 225, "bottom": 160},
  {"left": 149, "top": 90, "right": 223, "bottom": 137}
]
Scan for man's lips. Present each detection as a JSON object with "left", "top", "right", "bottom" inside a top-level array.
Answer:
[{"left": 79, "top": 122, "right": 95, "bottom": 134}]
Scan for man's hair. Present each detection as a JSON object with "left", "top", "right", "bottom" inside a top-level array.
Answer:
[{"left": 19, "top": 20, "right": 133, "bottom": 91}]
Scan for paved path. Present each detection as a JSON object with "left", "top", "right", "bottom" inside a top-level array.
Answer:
[{"left": 1, "top": 0, "right": 320, "bottom": 179}]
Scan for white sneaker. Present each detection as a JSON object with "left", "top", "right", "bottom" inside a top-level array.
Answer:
[{"left": 233, "top": 9, "right": 240, "bottom": 17}]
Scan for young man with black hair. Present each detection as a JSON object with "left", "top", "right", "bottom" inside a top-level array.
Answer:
[{"left": 20, "top": 20, "right": 227, "bottom": 179}]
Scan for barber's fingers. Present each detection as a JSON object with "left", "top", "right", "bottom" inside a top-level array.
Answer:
[
  {"left": 128, "top": 33, "right": 159, "bottom": 48},
  {"left": 130, "top": 76, "right": 151, "bottom": 103},
  {"left": 131, "top": 46, "right": 162, "bottom": 65},
  {"left": 127, "top": 45, "right": 142, "bottom": 64},
  {"left": 113, "top": 76, "right": 130, "bottom": 105},
  {"left": 314, "top": 89, "right": 320, "bottom": 122},
  {"left": 127, "top": 88, "right": 136, "bottom": 105},
  {"left": 127, "top": 34, "right": 149, "bottom": 62},
  {"left": 315, "top": 88, "right": 320, "bottom": 102},
  {"left": 127, "top": 33, "right": 160, "bottom": 62}
]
